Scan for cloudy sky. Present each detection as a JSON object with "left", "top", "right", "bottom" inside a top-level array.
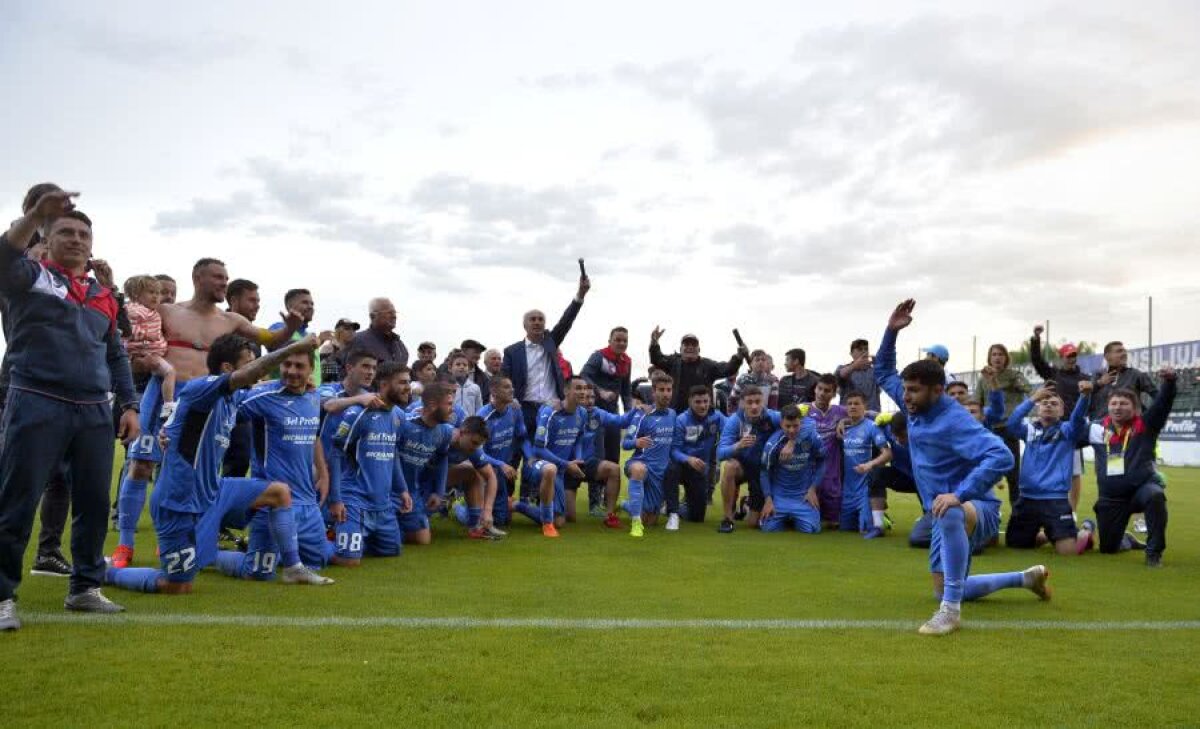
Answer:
[{"left": 3, "top": 0, "right": 1198, "bottom": 377}]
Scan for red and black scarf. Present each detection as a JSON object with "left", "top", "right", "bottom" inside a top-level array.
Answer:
[{"left": 599, "top": 346, "right": 631, "bottom": 378}]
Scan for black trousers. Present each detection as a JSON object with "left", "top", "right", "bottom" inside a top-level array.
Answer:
[
  {"left": 0, "top": 398, "right": 70, "bottom": 560},
  {"left": 1002, "top": 435, "right": 1021, "bottom": 504},
  {"left": 222, "top": 417, "right": 253, "bottom": 478},
  {"left": 0, "top": 390, "right": 114, "bottom": 600},
  {"left": 1096, "top": 480, "right": 1167, "bottom": 556},
  {"left": 663, "top": 464, "right": 709, "bottom": 522}
]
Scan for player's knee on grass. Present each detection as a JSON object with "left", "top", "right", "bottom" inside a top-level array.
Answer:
[
  {"left": 405, "top": 529, "right": 432, "bottom": 546},
  {"left": 160, "top": 580, "right": 192, "bottom": 595},
  {"left": 1053, "top": 538, "right": 1078, "bottom": 556},
  {"left": 331, "top": 556, "right": 362, "bottom": 567}
]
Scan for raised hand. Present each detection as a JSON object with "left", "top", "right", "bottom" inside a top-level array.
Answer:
[
  {"left": 576, "top": 274, "right": 591, "bottom": 300},
  {"left": 651, "top": 326, "right": 665, "bottom": 344},
  {"left": 1078, "top": 380, "right": 1094, "bottom": 395},
  {"left": 30, "top": 189, "right": 80, "bottom": 222},
  {"left": 1159, "top": 365, "right": 1177, "bottom": 382},
  {"left": 281, "top": 307, "right": 306, "bottom": 333},
  {"left": 887, "top": 299, "right": 915, "bottom": 331},
  {"left": 90, "top": 259, "right": 114, "bottom": 288}
]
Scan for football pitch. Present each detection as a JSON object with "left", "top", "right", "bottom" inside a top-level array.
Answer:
[{"left": 4, "top": 461, "right": 1199, "bottom": 728}]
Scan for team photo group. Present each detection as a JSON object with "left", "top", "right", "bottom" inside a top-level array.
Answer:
[{"left": 0, "top": 183, "right": 1179, "bottom": 637}]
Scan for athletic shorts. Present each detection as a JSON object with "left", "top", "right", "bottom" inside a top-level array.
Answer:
[
  {"left": 397, "top": 496, "right": 432, "bottom": 534},
  {"left": 126, "top": 376, "right": 165, "bottom": 463},
  {"left": 335, "top": 504, "right": 402, "bottom": 560},
  {"left": 760, "top": 502, "right": 821, "bottom": 533},
  {"left": 1006, "top": 497, "right": 1076, "bottom": 547},
  {"left": 565, "top": 458, "right": 601, "bottom": 491},
  {"left": 868, "top": 466, "right": 917, "bottom": 499},
  {"left": 928, "top": 499, "right": 1001, "bottom": 574},
  {"left": 523, "top": 459, "right": 567, "bottom": 516},
  {"left": 726, "top": 459, "right": 765, "bottom": 511},
  {"left": 838, "top": 489, "right": 871, "bottom": 532},
  {"left": 242, "top": 502, "right": 333, "bottom": 579},
  {"left": 154, "top": 477, "right": 268, "bottom": 584},
  {"left": 624, "top": 460, "right": 665, "bottom": 514}
]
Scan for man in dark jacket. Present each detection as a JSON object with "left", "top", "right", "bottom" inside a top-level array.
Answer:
[
  {"left": 1086, "top": 368, "right": 1176, "bottom": 567},
  {"left": 0, "top": 190, "right": 141, "bottom": 630},
  {"left": 502, "top": 273, "right": 591, "bottom": 436},
  {"left": 1030, "top": 325, "right": 1089, "bottom": 510},
  {"left": 1090, "top": 341, "right": 1158, "bottom": 419},
  {"left": 581, "top": 327, "right": 633, "bottom": 462},
  {"left": 649, "top": 328, "right": 747, "bottom": 412}
]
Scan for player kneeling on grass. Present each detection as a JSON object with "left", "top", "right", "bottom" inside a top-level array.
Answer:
[
  {"left": 620, "top": 374, "right": 678, "bottom": 538},
  {"left": 105, "top": 335, "right": 334, "bottom": 594},
  {"left": 759, "top": 405, "right": 825, "bottom": 533},
  {"left": 448, "top": 416, "right": 509, "bottom": 539},
  {"left": 1087, "top": 369, "right": 1177, "bottom": 567},
  {"left": 839, "top": 392, "right": 892, "bottom": 538},
  {"left": 876, "top": 300, "right": 1051, "bottom": 637},
  {"left": 576, "top": 385, "right": 640, "bottom": 528},
  {"left": 666, "top": 385, "right": 726, "bottom": 527},
  {"left": 716, "top": 389, "right": 781, "bottom": 533},
  {"left": 1003, "top": 382, "right": 1095, "bottom": 555},
  {"left": 329, "top": 374, "right": 415, "bottom": 566},
  {"left": 214, "top": 349, "right": 337, "bottom": 580},
  {"left": 515, "top": 377, "right": 589, "bottom": 538},
  {"left": 394, "top": 383, "right": 455, "bottom": 546},
  {"left": 476, "top": 375, "right": 531, "bottom": 529}
]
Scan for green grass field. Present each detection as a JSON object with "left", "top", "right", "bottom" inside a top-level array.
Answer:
[{"left": 4, "top": 459, "right": 1199, "bottom": 728}]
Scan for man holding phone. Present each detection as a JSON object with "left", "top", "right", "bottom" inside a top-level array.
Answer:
[{"left": 1089, "top": 341, "right": 1158, "bottom": 419}]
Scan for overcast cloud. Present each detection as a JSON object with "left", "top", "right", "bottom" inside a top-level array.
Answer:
[{"left": 2, "top": 0, "right": 1197, "bottom": 382}]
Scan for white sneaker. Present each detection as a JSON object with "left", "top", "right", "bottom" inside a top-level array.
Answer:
[
  {"left": 281, "top": 564, "right": 335, "bottom": 586},
  {"left": 665, "top": 513, "right": 681, "bottom": 531},
  {"left": 918, "top": 606, "right": 961, "bottom": 636},
  {"left": 0, "top": 598, "right": 19, "bottom": 631}
]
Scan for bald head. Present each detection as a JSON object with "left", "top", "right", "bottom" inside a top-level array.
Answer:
[
  {"left": 523, "top": 309, "right": 547, "bottom": 342},
  {"left": 369, "top": 297, "right": 397, "bottom": 333}
]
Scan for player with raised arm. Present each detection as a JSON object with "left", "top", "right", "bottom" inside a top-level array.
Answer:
[
  {"left": 112, "top": 258, "right": 305, "bottom": 568},
  {"left": 716, "top": 389, "right": 781, "bottom": 533},
  {"left": 620, "top": 374, "right": 678, "bottom": 538},
  {"left": 212, "top": 349, "right": 334, "bottom": 579},
  {"left": 875, "top": 300, "right": 1050, "bottom": 636},
  {"left": 1003, "top": 382, "right": 1095, "bottom": 555},
  {"left": 759, "top": 405, "right": 825, "bottom": 534},
  {"left": 104, "top": 335, "right": 333, "bottom": 594}
]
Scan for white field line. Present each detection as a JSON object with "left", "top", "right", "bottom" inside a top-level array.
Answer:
[{"left": 20, "top": 613, "right": 1200, "bottom": 630}]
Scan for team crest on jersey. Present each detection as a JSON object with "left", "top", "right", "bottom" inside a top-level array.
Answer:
[
  {"left": 536, "top": 426, "right": 547, "bottom": 437},
  {"left": 335, "top": 421, "right": 350, "bottom": 438}
]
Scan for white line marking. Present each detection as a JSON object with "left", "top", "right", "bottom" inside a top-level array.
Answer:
[{"left": 21, "top": 613, "right": 1200, "bottom": 630}]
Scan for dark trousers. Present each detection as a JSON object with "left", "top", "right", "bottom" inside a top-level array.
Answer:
[
  {"left": 519, "top": 402, "right": 542, "bottom": 500},
  {"left": 222, "top": 417, "right": 253, "bottom": 478},
  {"left": 867, "top": 466, "right": 930, "bottom": 547},
  {"left": 1096, "top": 481, "right": 1167, "bottom": 556},
  {"left": 1002, "top": 435, "right": 1021, "bottom": 504},
  {"left": 37, "top": 466, "right": 71, "bottom": 558},
  {"left": 664, "top": 464, "right": 709, "bottom": 522},
  {"left": 0, "top": 390, "right": 115, "bottom": 600}
]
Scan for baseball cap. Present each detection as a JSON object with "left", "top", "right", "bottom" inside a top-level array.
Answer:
[
  {"left": 335, "top": 318, "right": 360, "bottom": 330},
  {"left": 1058, "top": 343, "right": 1079, "bottom": 357},
  {"left": 924, "top": 344, "right": 949, "bottom": 363},
  {"left": 681, "top": 333, "right": 700, "bottom": 345}
]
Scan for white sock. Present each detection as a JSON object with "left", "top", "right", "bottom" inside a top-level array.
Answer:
[
  {"left": 1072, "top": 511, "right": 1079, "bottom": 524},
  {"left": 872, "top": 510, "right": 885, "bottom": 528},
  {"left": 940, "top": 600, "right": 961, "bottom": 613}
]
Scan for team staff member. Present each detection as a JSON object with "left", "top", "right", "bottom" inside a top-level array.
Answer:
[
  {"left": 581, "top": 326, "right": 633, "bottom": 467},
  {"left": 649, "top": 328, "right": 747, "bottom": 412},
  {"left": 0, "top": 189, "right": 141, "bottom": 630}
]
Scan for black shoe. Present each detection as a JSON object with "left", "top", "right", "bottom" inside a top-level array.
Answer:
[
  {"left": 718, "top": 518, "right": 734, "bottom": 534},
  {"left": 30, "top": 552, "right": 72, "bottom": 577},
  {"left": 1146, "top": 552, "right": 1163, "bottom": 568},
  {"left": 734, "top": 495, "right": 748, "bottom": 521}
]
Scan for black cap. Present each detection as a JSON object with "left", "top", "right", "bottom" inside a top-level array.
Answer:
[{"left": 335, "top": 318, "right": 360, "bottom": 330}]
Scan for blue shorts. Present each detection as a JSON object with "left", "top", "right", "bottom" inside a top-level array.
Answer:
[
  {"left": 928, "top": 500, "right": 1002, "bottom": 574},
  {"left": 154, "top": 477, "right": 268, "bottom": 584},
  {"left": 335, "top": 504, "right": 402, "bottom": 559},
  {"left": 839, "top": 487, "right": 871, "bottom": 532},
  {"left": 126, "top": 377, "right": 164, "bottom": 463},
  {"left": 492, "top": 472, "right": 512, "bottom": 526},
  {"left": 397, "top": 497, "right": 431, "bottom": 534},
  {"left": 242, "top": 503, "right": 333, "bottom": 579},
  {"left": 624, "top": 460, "right": 665, "bottom": 514},
  {"left": 760, "top": 502, "right": 821, "bottom": 533},
  {"left": 565, "top": 458, "right": 601, "bottom": 490},
  {"left": 523, "top": 459, "right": 567, "bottom": 516}
]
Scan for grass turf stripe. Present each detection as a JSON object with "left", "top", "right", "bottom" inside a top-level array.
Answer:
[{"left": 19, "top": 613, "right": 1200, "bottom": 630}]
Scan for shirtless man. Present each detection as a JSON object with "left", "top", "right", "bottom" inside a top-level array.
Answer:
[{"left": 110, "top": 258, "right": 304, "bottom": 567}]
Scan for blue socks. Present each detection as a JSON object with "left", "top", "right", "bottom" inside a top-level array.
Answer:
[
  {"left": 627, "top": 479, "right": 644, "bottom": 519},
  {"left": 453, "top": 503, "right": 469, "bottom": 526},
  {"left": 215, "top": 551, "right": 247, "bottom": 579},
  {"left": 267, "top": 507, "right": 301, "bottom": 568},
  {"left": 105, "top": 566, "right": 160, "bottom": 593},
  {"left": 539, "top": 503, "right": 553, "bottom": 525},
  {"left": 468, "top": 507, "right": 482, "bottom": 528},
  {"left": 513, "top": 501, "right": 543, "bottom": 524},
  {"left": 117, "top": 477, "right": 148, "bottom": 547},
  {"left": 965, "top": 572, "right": 1024, "bottom": 601},
  {"left": 938, "top": 507, "right": 969, "bottom": 605}
]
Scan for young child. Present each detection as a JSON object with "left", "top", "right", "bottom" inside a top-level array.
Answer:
[
  {"left": 730, "top": 349, "right": 779, "bottom": 411},
  {"left": 839, "top": 392, "right": 892, "bottom": 538},
  {"left": 122, "top": 275, "right": 176, "bottom": 414}
]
